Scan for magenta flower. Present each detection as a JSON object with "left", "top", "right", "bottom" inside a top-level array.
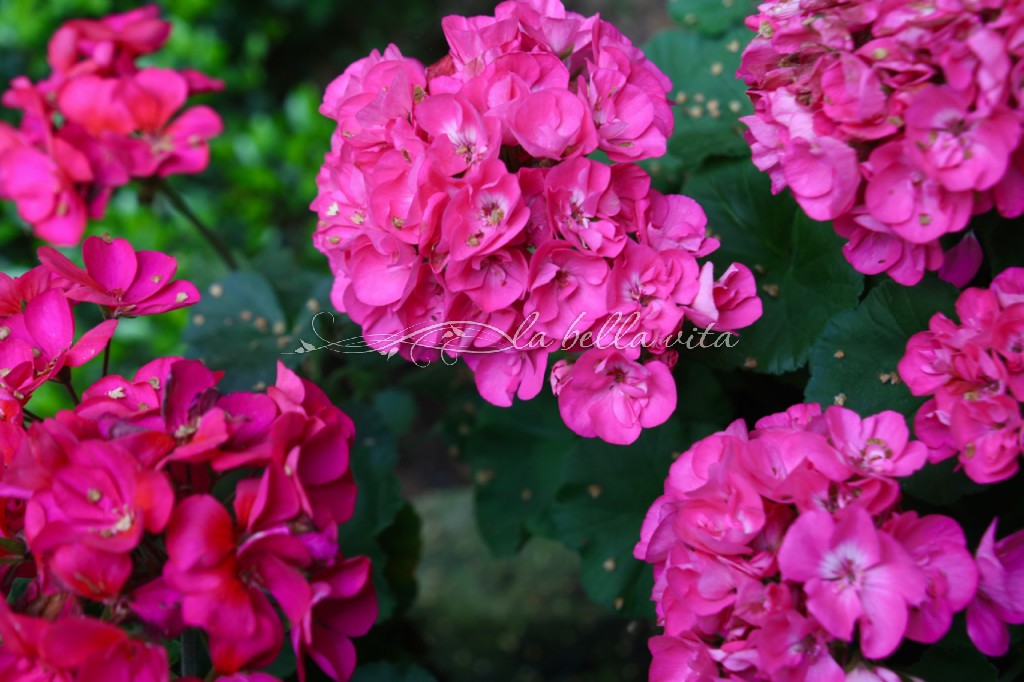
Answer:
[
  {"left": 292, "top": 558, "right": 377, "bottom": 682},
  {"left": 0, "top": 288, "right": 117, "bottom": 402},
  {"left": 556, "top": 349, "right": 676, "bottom": 445},
  {"left": 967, "top": 519, "right": 1024, "bottom": 656},
  {"left": 822, "top": 406, "right": 928, "bottom": 479},
  {"left": 119, "top": 68, "right": 223, "bottom": 177},
  {"left": 884, "top": 512, "right": 978, "bottom": 644},
  {"left": 778, "top": 506, "right": 926, "bottom": 659},
  {"left": 39, "top": 235, "right": 200, "bottom": 318}
]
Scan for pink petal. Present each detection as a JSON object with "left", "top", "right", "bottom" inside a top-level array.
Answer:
[{"left": 66, "top": 319, "right": 118, "bottom": 367}]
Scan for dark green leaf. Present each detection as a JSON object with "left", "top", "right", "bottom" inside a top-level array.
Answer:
[
  {"left": 544, "top": 421, "right": 685, "bottom": 616},
  {"left": 668, "top": 0, "right": 757, "bottom": 36},
  {"left": 686, "top": 159, "right": 864, "bottom": 374},
  {"left": 805, "top": 278, "right": 958, "bottom": 418},
  {"left": 351, "top": 662, "right": 438, "bottom": 682},
  {"left": 182, "top": 271, "right": 293, "bottom": 392},
  {"left": 644, "top": 28, "right": 752, "bottom": 179},
  {"left": 462, "top": 392, "right": 576, "bottom": 557},
  {"left": 338, "top": 403, "right": 411, "bottom": 622},
  {"left": 905, "top": 640, "right": 998, "bottom": 682}
]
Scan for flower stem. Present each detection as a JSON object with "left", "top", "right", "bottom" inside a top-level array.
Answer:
[
  {"left": 62, "top": 380, "right": 79, "bottom": 405},
  {"left": 102, "top": 342, "right": 111, "bottom": 378},
  {"left": 181, "top": 629, "right": 202, "bottom": 678},
  {"left": 160, "top": 182, "right": 238, "bottom": 270}
]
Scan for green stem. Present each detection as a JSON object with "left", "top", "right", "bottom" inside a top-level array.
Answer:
[
  {"left": 102, "top": 342, "right": 112, "bottom": 378},
  {"left": 62, "top": 380, "right": 79, "bottom": 405},
  {"left": 181, "top": 629, "right": 202, "bottom": 679},
  {"left": 22, "top": 408, "right": 42, "bottom": 423},
  {"left": 160, "top": 182, "right": 238, "bottom": 270}
]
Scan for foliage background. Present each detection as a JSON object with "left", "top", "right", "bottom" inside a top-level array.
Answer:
[{"left": 2, "top": 1, "right": 1022, "bottom": 681}]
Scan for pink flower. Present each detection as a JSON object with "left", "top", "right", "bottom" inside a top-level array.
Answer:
[
  {"left": 0, "top": 288, "right": 117, "bottom": 402},
  {"left": 778, "top": 506, "right": 926, "bottom": 659},
  {"left": 822, "top": 406, "right": 928, "bottom": 479},
  {"left": 757, "top": 612, "right": 844, "bottom": 682},
  {"left": 0, "top": 141, "right": 92, "bottom": 246},
  {"left": 781, "top": 137, "right": 860, "bottom": 221},
  {"left": 293, "top": 558, "right": 377, "bottom": 682},
  {"left": 556, "top": 348, "right": 676, "bottom": 445},
  {"left": 523, "top": 241, "right": 609, "bottom": 339},
  {"left": 47, "top": 6, "right": 171, "bottom": 80},
  {"left": 884, "top": 512, "right": 978, "bottom": 644},
  {"left": 118, "top": 68, "right": 223, "bottom": 177},
  {"left": 967, "top": 519, "right": 1024, "bottom": 657},
  {"left": 937, "top": 232, "right": 983, "bottom": 288},
  {"left": 864, "top": 142, "right": 974, "bottom": 244},
  {"left": 38, "top": 235, "right": 200, "bottom": 317},
  {"left": 445, "top": 159, "right": 529, "bottom": 262},
  {"left": 416, "top": 93, "right": 501, "bottom": 175},
  {"left": 904, "top": 86, "right": 1020, "bottom": 192},
  {"left": 507, "top": 88, "right": 597, "bottom": 160},
  {"left": 949, "top": 394, "right": 1021, "bottom": 483},
  {"left": 22, "top": 440, "right": 173, "bottom": 598}
]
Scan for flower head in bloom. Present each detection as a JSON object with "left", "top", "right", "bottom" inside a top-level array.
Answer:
[
  {"left": 0, "top": 7, "right": 222, "bottom": 245},
  {"left": 739, "top": 0, "right": 1024, "bottom": 284},
  {"left": 634, "top": 403, "right": 976, "bottom": 680},
  {"left": 0, "top": 358, "right": 375, "bottom": 682},
  {"left": 898, "top": 267, "right": 1024, "bottom": 484},
  {"left": 38, "top": 235, "right": 200, "bottom": 317},
  {"left": 312, "top": 0, "right": 761, "bottom": 444}
]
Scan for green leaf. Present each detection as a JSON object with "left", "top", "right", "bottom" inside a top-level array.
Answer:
[
  {"left": 352, "top": 661, "right": 438, "bottom": 682},
  {"left": 338, "top": 403, "right": 413, "bottom": 622},
  {"left": 686, "top": 159, "right": 864, "bottom": 374},
  {"left": 260, "top": 640, "right": 296, "bottom": 679},
  {"left": 668, "top": 0, "right": 757, "bottom": 36},
  {"left": 805, "top": 278, "right": 958, "bottom": 418},
  {"left": 644, "top": 28, "right": 752, "bottom": 180},
  {"left": 544, "top": 421, "right": 685, "bottom": 616},
  {"left": 462, "top": 392, "right": 576, "bottom": 557},
  {"left": 905, "top": 640, "right": 999, "bottom": 682},
  {"left": 182, "top": 271, "right": 294, "bottom": 392},
  {"left": 901, "top": 456, "right": 985, "bottom": 507}
]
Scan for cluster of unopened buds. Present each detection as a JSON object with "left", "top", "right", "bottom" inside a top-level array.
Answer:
[
  {"left": 312, "top": 0, "right": 762, "bottom": 446},
  {"left": 635, "top": 402, "right": 1024, "bottom": 681},
  {"left": 0, "top": 5, "right": 223, "bottom": 245},
  {"left": 0, "top": 239, "right": 375, "bottom": 682},
  {"left": 899, "top": 267, "right": 1024, "bottom": 484},
  {"left": 739, "top": 0, "right": 1024, "bottom": 285}
]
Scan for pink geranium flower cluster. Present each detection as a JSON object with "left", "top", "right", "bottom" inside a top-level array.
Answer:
[
  {"left": 738, "top": 0, "right": 1024, "bottom": 285},
  {"left": 634, "top": 403, "right": 986, "bottom": 681},
  {"left": 899, "top": 267, "right": 1024, "bottom": 484},
  {"left": 0, "top": 5, "right": 223, "bottom": 245},
  {"left": 0, "top": 241, "right": 376, "bottom": 681},
  {"left": 312, "top": 0, "right": 761, "bottom": 446},
  {"left": 0, "top": 358, "right": 376, "bottom": 682}
]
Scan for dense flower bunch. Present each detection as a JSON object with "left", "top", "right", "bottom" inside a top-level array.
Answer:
[
  {"left": 0, "top": 5, "right": 223, "bottom": 246},
  {"left": 738, "top": 0, "right": 1024, "bottom": 285},
  {"left": 899, "top": 267, "right": 1024, "bottom": 484},
  {"left": 312, "top": 0, "right": 762, "bottom": 445},
  {"left": 0, "top": 244, "right": 375, "bottom": 681},
  {"left": 634, "top": 403, "right": 993, "bottom": 681}
]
